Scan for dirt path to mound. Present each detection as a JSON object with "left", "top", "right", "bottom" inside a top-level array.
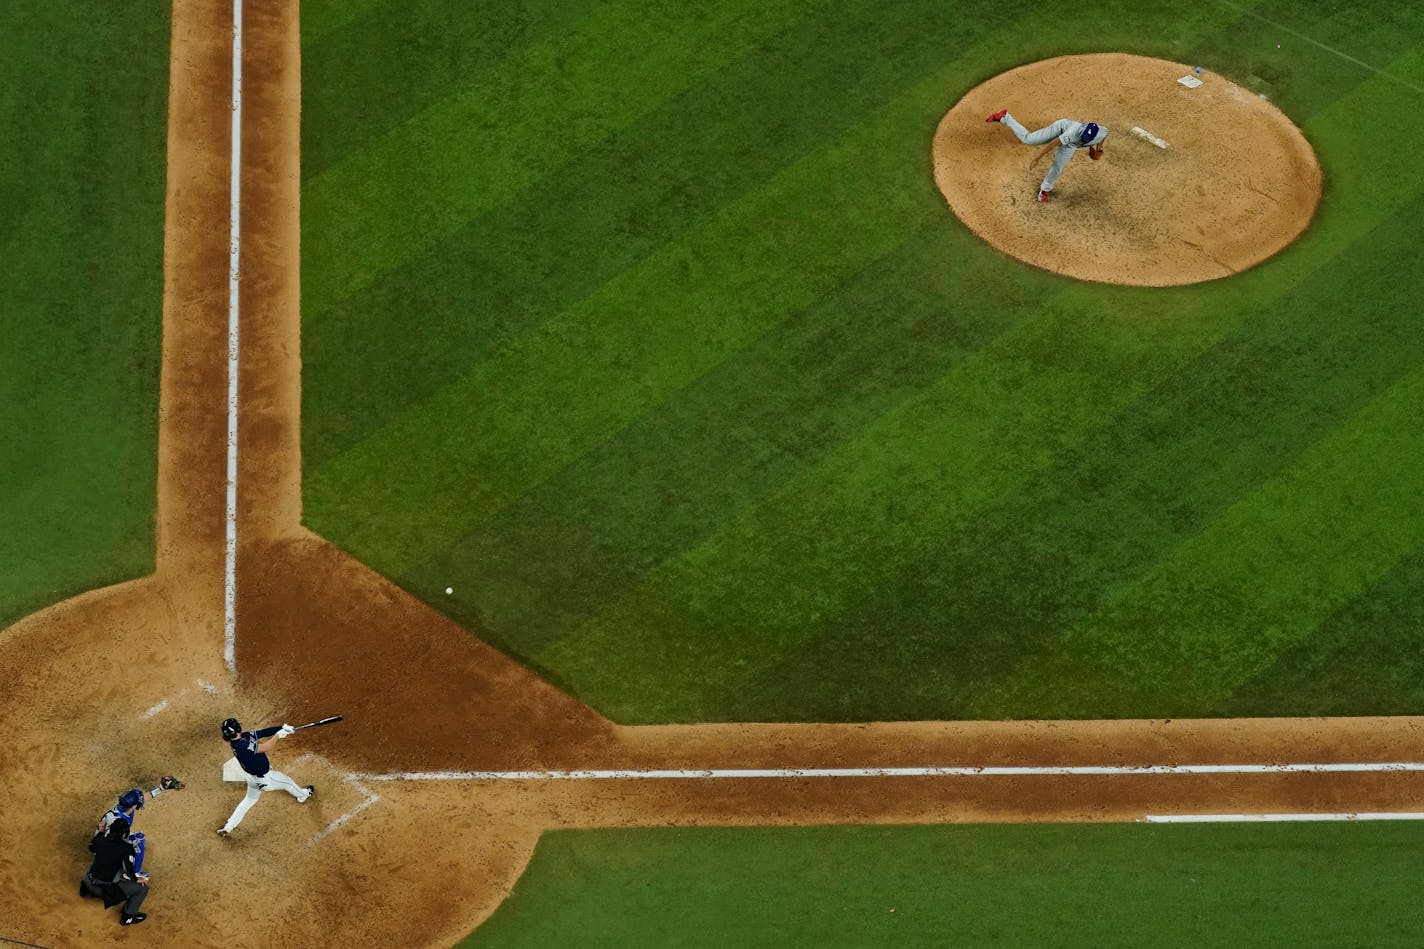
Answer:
[
  {"left": 934, "top": 54, "right": 1322, "bottom": 285},
  {"left": 0, "top": 16, "right": 1416, "bottom": 949}
]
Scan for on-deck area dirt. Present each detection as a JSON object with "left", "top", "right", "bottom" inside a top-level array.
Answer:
[
  {"left": 0, "top": 15, "right": 1417, "bottom": 949},
  {"left": 934, "top": 53, "right": 1322, "bottom": 285}
]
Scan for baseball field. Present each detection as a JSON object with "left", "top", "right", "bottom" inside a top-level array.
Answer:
[
  {"left": 5, "top": 0, "right": 1424, "bottom": 945},
  {"left": 302, "top": 0, "right": 1424, "bottom": 726}
]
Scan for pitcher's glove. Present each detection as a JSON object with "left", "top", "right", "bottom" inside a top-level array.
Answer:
[
  {"left": 1088, "top": 145, "right": 1103, "bottom": 161},
  {"left": 160, "top": 775, "right": 185, "bottom": 791}
]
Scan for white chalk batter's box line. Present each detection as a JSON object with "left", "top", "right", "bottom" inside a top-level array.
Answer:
[
  {"left": 307, "top": 785, "right": 380, "bottom": 848},
  {"left": 350, "top": 761, "right": 1424, "bottom": 781},
  {"left": 279, "top": 753, "right": 381, "bottom": 848}
]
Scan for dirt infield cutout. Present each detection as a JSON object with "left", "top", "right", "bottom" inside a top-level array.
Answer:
[
  {"left": 0, "top": 11, "right": 1416, "bottom": 949},
  {"left": 934, "top": 53, "right": 1322, "bottom": 285}
]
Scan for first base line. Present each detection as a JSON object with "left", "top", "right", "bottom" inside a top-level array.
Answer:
[{"left": 352, "top": 762, "right": 1424, "bottom": 781}]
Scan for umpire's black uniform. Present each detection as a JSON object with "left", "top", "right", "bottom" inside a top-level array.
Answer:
[{"left": 80, "top": 819, "right": 148, "bottom": 922}]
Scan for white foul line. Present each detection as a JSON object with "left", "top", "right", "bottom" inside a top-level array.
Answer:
[
  {"left": 1145, "top": 812, "right": 1424, "bottom": 823},
  {"left": 1210, "top": 0, "right": 1424, "bottom": 96},
  {"left": 223, "top": 0, "right": 244, "bottom": 674},
  {"left": 351, "top": 762, "right": 1424, "bottom": 781},
  {"left": 204, "top": 0, "right": 1418, "bottom": 826}
]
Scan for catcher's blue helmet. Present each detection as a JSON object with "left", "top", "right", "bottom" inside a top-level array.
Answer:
[
  {"left": 1079, "top": 122, "right": 1100, "bottom": 146},
  {"left": 118, "top": 788, "right": 145, "bottom": 810}
]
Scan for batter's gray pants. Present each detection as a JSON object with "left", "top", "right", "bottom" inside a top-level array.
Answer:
[{"left": 1000, "top": 114, "right": 1078, "bottom": 194}]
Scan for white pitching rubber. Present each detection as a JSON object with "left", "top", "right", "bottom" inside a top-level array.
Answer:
[{"left": 1131, "top": 126, "right": 1169, "bottom": 149}]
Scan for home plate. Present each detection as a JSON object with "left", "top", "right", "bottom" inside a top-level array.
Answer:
[{"left": 1131, "top": 126, "right": 1169, "bottom": 149}]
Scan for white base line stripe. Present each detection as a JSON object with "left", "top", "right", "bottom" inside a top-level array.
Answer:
[
  {"left": 307, "top": 791, "right": 380, "bottom": 847},
  {"left": 307, "top": 770, "right": 380, "bottom": 847},
  {"left": 223, "top": 0, "right": 244, "bottom": 674},
  {"left": 1210, "top": 0, "right": 1424, "bottom": 96},
  {"left": 1146, "top": 812, "right": 1424, "bottom": 823},
  {"left": 351, "top": 762, "right": 1424, "bottom": 781}
]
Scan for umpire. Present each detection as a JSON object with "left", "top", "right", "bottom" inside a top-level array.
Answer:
[{"left": 79, "top": 817, "right": 150, "bottom": 926}]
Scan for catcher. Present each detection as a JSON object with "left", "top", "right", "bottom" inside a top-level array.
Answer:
[
  {"left": 94, "top": 776, "right": 186, "bottom": 838},
  {"left": 985, "top": 109, "right": 1108, "bottom": 202},
  {"left": 89, "top": 777, "right": 184, "bottom": 888}
]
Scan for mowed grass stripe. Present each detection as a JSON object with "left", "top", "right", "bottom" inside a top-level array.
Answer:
[
  {"left": 956, "top": 50, "right": 1424, "bottom": 719},
  {"left": 1183, "top": 1, "right": 1424, "bottom": 117},
  {"left": 714, "top": 33, "right": 1424, "bottom": 722},
  {"left": 301, "top": 0, "right": 826, "bottom": 313},
  {"left": 714, "top": 40, "right": 1424, "bottom": 720},
  {"left": 305, "top": 43, "right": 1042, "bottom": 572},
  {"left": 534, "top": 45, "right": 1424, "bottom": 723},
  {"left": 534, "top": 284, "right": 1242, "bottom": 722},
  {"left": 403, "top": 223, "right": 1060, "bottom": 658},
  {"left": 1221, "top": 543, "right": 1424, "bottom": 716},
  {"left": 977, "top": 360, "right": 1424, "bottom": 719},
  {"left": 301, "top": 0, "right": 389, "bottom": 44},
  {"left": 0, "top": 1, "right": 167, "bottom": 626},
  {"left": 724, "top": 187, "right": 1424, "bottom": 722},
  {"left": 306, "top": 0, "right": 1256, "bottom": 572},
  {"left": 301, "top": 0, "right": 1036, "bottom": 470},
  {"left": 466, "top": 823, "right": 1424, "bottom": 949},
  {"left": 301, "top": 0, "right": 602, "bottom": 178}
]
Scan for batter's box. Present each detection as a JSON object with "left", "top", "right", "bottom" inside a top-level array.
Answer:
[{"left": 220, "top": 752, "right": 380, "bottom": 845}]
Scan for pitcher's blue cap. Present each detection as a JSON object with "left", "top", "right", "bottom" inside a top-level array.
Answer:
[{"left": 1080, "top": 122, "right": 1100, "bottom": 145}]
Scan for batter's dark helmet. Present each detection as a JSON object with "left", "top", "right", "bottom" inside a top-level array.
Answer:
[
  {"left": 118, "top": 789, "right": 145, "bottom": 810},
  {"left": 221, "top": 717, "right": 242, "bottom": 740},
  {"left": 1079, "top": 122, "right": 1100, "bottom": 146}
]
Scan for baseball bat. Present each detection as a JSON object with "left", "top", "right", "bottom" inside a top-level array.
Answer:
[{"left": 291, "top": 714, "right": 344, "bottom": 732}]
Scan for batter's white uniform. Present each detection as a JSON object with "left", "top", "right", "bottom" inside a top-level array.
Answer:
[
  {"left": 999, "top": 113, "right": 1108, "bottom": 194},
  {"left": 221, "top": 768, "right": 311, "bottom": 833},
  {"left": 220, "top": 725, "right": 312, "bottom": 834}
]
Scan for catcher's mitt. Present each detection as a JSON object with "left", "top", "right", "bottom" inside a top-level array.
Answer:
[
  {"left": 1088, "top": 145, "right": 1103, "bottom": 161},
  {"left": 160, "top": 775, "right": 185, "bottom": 791}
]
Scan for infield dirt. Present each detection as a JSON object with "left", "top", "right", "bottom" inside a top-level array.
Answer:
[
  {"left": 0, "top": 6, "right": 1417, "bottom": 947},
  {"left": 934, "top": 53, "right": 1322, "bottom": 286}
]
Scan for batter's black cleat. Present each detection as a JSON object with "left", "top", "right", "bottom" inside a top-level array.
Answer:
[
  {"left": 121, "top": 913, "right": 147, "bottom": 926},
  {"left": 216, "top": 828, "right": 230, "bottom": 838},
  {"left": 79, "top": 881, "right": 89, "bottom": 898},
  {"left": 302, "top": 785, "right": 315, "bottom": 801}
]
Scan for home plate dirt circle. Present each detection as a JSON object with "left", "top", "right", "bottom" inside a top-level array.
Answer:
[{"left": 933, "top": 53, "right": 1322, "bottom": 286}]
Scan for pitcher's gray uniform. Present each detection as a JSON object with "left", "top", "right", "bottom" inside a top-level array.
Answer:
[{"left": 987, "top": 110, "right": 1107, "bottom": 199}]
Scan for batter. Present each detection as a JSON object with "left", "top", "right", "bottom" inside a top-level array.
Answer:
[
  {"left": 217, "top": 717, "right": 314, "bottom": 837},
  {"left": 986, "top": 109, "right": 1108, "bottom": 201}
]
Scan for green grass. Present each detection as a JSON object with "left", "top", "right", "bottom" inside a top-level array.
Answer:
[
  {"left": 0, "top": 1, "right": 168, "bottom": 628},
  {"left": 462, "top": 822, "right": 1424, "bottom": 947},
  {"left": 300, "top": 0, "right": 1424, "bottom": 721}
]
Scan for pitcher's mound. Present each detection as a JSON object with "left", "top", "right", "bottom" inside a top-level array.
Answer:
[{"left": 934, "top": 53, "right": 1321, "bottom": 286}]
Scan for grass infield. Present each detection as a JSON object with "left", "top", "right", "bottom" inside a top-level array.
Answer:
[
  {"left": 462, "top": 822, "right": 1424, "bottom": 948},
  {"left": 300, "top": 0, "right": 1424, "bottom": 724},
  {"left": 0, "top": 1, "right": 168, "bottom": 628}
]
